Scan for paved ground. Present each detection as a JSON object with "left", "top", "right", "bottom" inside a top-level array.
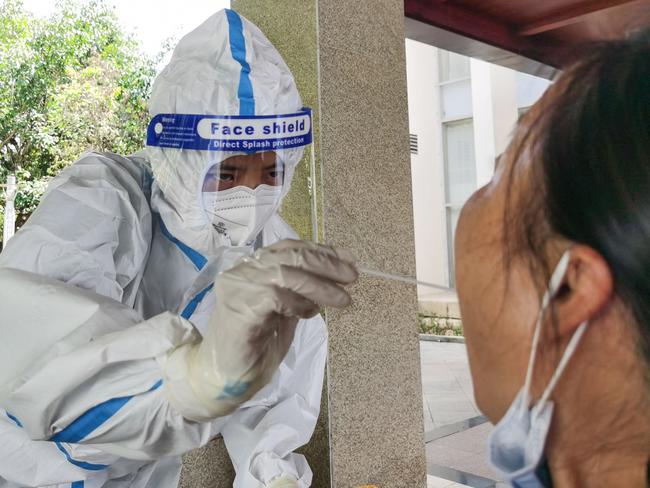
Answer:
[
  {"left": 427, "top": 474, "right": 476, "bottom": 488},
  {"left": 421, "top": 341, "right": 479, "bottom": 430},
  {"left": 420, "top": 341, "right": 507, "bottom": 488}
]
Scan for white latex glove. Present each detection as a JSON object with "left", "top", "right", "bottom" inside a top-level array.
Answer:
[
  {"left": 163, "top": 239, "right": 357, "bottom": 421},
  {"left": 266, "top": 475, "right": 300, "bottom": 488}
]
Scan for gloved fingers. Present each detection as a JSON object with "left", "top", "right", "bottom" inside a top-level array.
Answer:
[
  {"left": 257, "top": 246, "right": 358, "bottom": 285},
  {"left": 276, "top": 265, "right": 352, "bottom": 308},
  {"left": 246, "top": 312, "right": 299, "bottom": 362},
  {"left": 290, "top": 248, "right": 358, "bottom": 284},
  {"left": 271, "top": 285, "right": 321, "bottom": 318},
  {"left": 265, "top": 239, "right": 357, "bottom": 266}
]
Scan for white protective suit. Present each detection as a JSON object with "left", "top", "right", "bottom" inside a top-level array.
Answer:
[{"left": 0, "top": 9, "right": 326, "bottom": 488}]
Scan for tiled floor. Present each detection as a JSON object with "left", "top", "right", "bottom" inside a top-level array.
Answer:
[
  {"left": 420, "top": 341, "right": 507, "bottom": 488},
  {"left": 421, "top": 341, "right": 479, "bottom": 432}
]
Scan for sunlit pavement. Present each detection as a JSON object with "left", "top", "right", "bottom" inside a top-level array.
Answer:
[
  {"left": 420, "top": 341, "right": 508, "bottom": 488},
  {"left": 427, "top": 474, "right": 478, "bottom": 487}
]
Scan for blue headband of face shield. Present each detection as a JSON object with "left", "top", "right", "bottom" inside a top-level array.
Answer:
[{"left": 146, "top": 108, "right": 312, "bottom": 153}]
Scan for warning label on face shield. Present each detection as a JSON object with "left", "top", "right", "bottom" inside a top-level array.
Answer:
[{"left": 146, "top": 109, "right": 312, "bottom": 152}]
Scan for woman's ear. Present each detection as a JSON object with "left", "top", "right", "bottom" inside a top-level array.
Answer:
[{"left": 553, "top": 245, "right": 613, "bottom": 335}]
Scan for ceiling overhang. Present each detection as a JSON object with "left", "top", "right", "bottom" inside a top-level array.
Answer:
[{"left": 405, "top": 0, "right": 650, "bottom": 77}]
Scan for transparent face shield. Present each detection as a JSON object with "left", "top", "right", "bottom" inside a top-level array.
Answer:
[
  {"left": 202, "top": 151, "right": 285, "bottom": 192},
  {"left": 146, "top": 109, "right": 312, "bottom": 246}
]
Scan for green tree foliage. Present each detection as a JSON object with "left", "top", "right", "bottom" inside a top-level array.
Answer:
[{"left": 0, "top": 0, "right": 161, "bottom": 234}]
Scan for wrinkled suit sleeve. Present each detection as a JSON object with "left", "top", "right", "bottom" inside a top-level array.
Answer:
[
  {"left": 0, "top": 152, "right": 221, "bottom": 466},
  {"left": 220, "top": 315, "right": 328, "bottom": 488},
  {"left": 0, "top": 151, "right": 151, "bottom": 305}
]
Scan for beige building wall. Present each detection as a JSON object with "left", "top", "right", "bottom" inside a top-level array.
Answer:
[
  {"left": 405, "top": 40, "right": 449, "bottom": 297},
  {"left": 408, "top": 48, "right": 549, "bottom": 314},
  {"left": 471, "top": 59, "right": 519, "bottom": 187}
]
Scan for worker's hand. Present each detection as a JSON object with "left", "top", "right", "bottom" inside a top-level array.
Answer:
[
  {"left": 164, "top": 240, "right": 357, "bottom": 421},
  {"left": 266, "top": 475, "right": 300, "bottom": 488}
]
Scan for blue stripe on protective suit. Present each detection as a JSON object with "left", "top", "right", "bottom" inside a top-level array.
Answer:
[
  {"left": 160, "top": 217, "right": 214, "bottom": 320},
  {"left": 71, "top": 482, "right": 84, "bottom": 488},
  {"left": 5, "top": 411, "right": 22, "bottom": 427},
  {"left": 51, "top": 380, "right": 163, "bottom": 443},
  {"left": 217, "top": 380, "right": 251, "bottom": 400},
  {"left": 55, "top": 442, "right": 108, "bottom": 471},
  {"left": 159, "top": 217, "right": 207, "bottom": 270},
  {"left": 181, "top": 283, "right": 215, "bottom": 319},
  {"left": 225, "top": 9, "right": 255, "bottom": 116}
]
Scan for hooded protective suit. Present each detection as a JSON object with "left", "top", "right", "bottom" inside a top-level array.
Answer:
[{"left": 0, "top": 10, "right": 333, "bottom": 488}]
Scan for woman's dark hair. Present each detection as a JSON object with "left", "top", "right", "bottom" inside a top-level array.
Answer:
[{"left": 505, "top": 31, "right": 650, "bottom": 370}]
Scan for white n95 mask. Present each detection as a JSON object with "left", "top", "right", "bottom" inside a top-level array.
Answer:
[
  {"left": 488, "top": 251, "right": 589, "bottom": 488},
  {"left": 203, "top": 184, "right": 282, "bottom": 246}
]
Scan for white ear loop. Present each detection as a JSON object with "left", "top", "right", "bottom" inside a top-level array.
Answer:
[
  {"left": 520, "top": 251, "right": 587, "bottom": 418},
  {"left": 537, "top": 321, "right": 588, "bottom": 409}
]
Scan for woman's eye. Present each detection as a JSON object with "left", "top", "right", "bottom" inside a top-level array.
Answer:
[{"left": 219, "top": 173, "right": 235, "bottom": 181}]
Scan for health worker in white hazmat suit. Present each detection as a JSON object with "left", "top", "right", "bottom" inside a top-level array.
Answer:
[{"left": 0, "top": 9, "right": 357, "bottom": 488}]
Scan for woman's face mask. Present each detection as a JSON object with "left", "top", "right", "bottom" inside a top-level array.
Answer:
[{"left": 202, "top": 152, "right": 284, "bottom": 246}]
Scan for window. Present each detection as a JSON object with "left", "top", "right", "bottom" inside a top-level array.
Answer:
[
  {"left": 518, "top": 106, "right": 530, "bottom": 120},
  {"left": 439, "top": 50, "right": 471, "bottom": 82},
  {"left": 439, "top": 49, "right": 472, "bottom": 121},
  {"left": 443, "top": 119, "right": 476, "bottom": 286},
  {"left": 516, "top": 72, "right": 551, "bottom": 110}
]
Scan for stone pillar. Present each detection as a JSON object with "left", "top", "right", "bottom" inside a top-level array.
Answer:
[
  {"left": 315, "top": 2, "right": 426, "bottom": 486},
  {"left": 181, "top": 1, "right": 427, "bottom": 486}
]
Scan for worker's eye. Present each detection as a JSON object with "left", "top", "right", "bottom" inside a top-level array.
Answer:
[
  {"left": 264, "top": 170, "right": 283, "bottom": 186},
  {"left": 265, "top": 160, "right": 284, "bottom": 185}
]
